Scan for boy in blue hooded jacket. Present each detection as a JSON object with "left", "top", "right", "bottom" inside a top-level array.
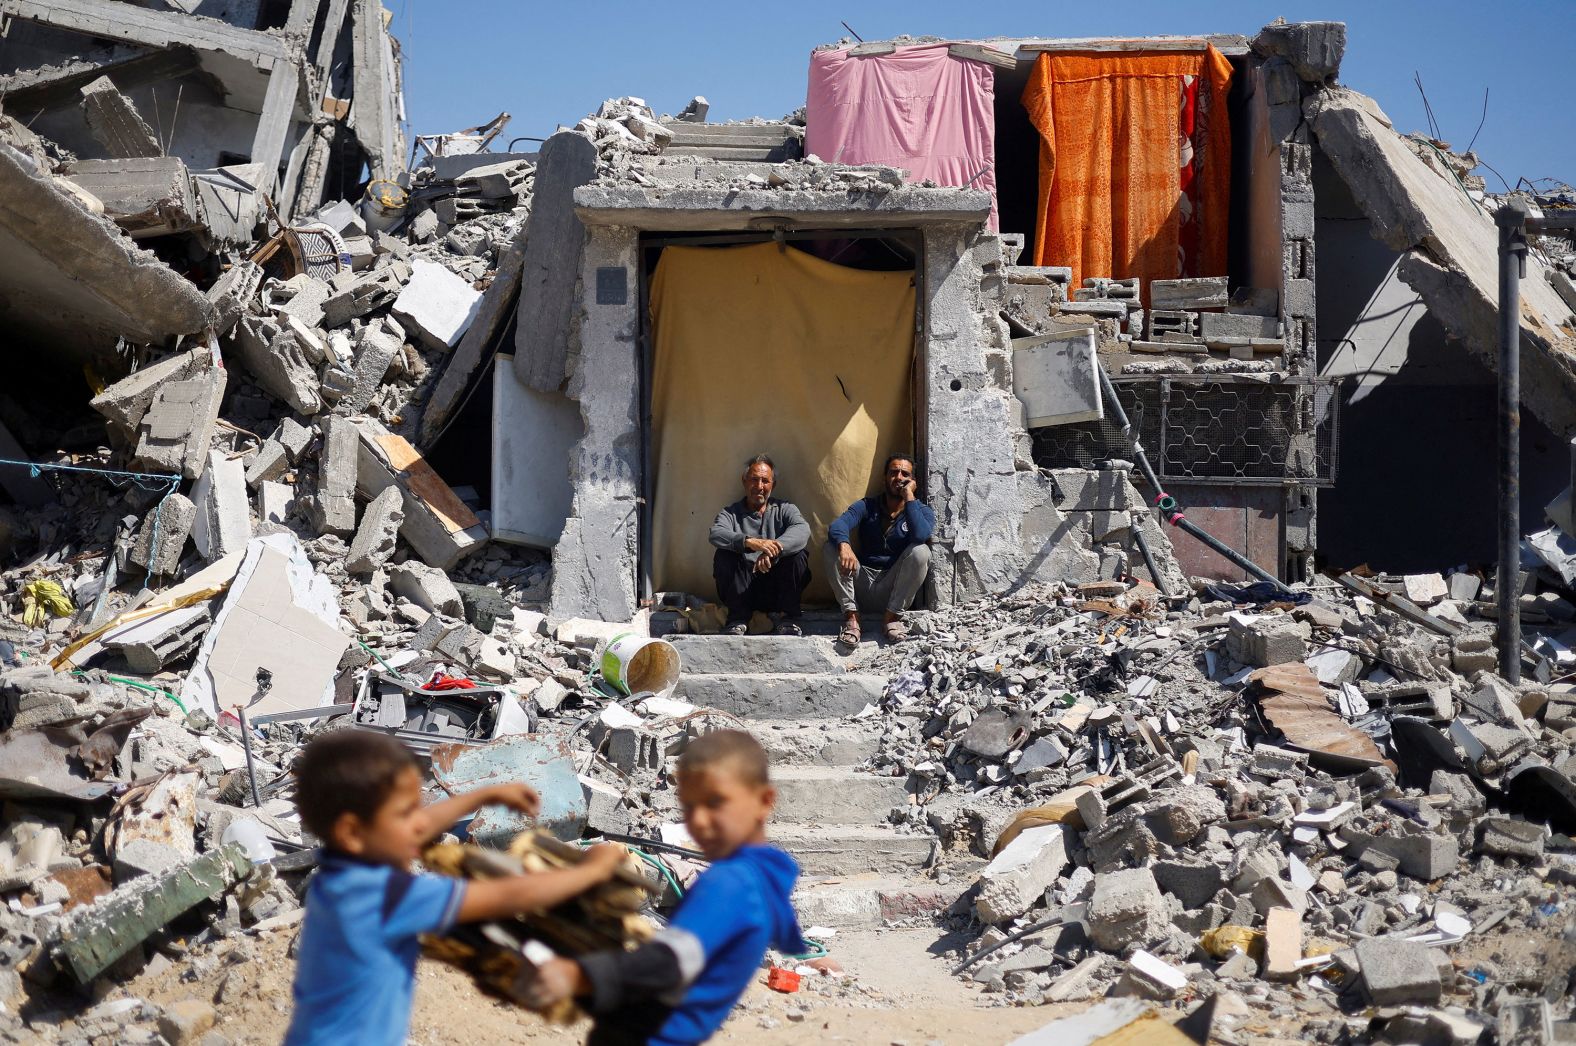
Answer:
[{"left": 527, "top": 729, "right": 806, "bottom": 1045}]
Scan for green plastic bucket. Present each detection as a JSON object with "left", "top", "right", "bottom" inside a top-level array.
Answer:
[{"left": 600, "top": 633, "right": 682, "bottom": 697}]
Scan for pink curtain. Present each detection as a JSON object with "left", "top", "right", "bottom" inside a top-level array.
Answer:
[{"left": 806, "top": 44, "right": 999, "bottom": 229}]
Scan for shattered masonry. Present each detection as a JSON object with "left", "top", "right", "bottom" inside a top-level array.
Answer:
[{"left": 0, "top": 8, "right": 1573, "bottom": 1045}]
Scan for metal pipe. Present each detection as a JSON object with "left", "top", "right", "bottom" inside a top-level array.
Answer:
[
  {"left": 1496, "top": 200, "right": 1529, "bottom": 683},
  {"left": 1097, "top": 362, "right": 1289, "bottom": 593},
  {"left": 238, "top": 706, "right": 263, "bottom": 809}
]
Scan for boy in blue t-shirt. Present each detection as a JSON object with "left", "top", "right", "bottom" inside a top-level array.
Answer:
[
  {"left": 283, "top": 730, "right": 626, "bottom": 1046},
  {"left": 525, "top": 729, "right": 807, "bottom": 1046}
]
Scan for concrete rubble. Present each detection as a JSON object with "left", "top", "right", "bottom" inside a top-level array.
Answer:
[{"left": 0, "top": 7, "right": 1571, "bottom": 1044}]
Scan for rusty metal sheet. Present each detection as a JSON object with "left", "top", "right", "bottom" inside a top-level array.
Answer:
[
  {"left": 1248, "top": 663, "right": 1395, "bottom": 774},
  {"left": 430, "top": 735, "right": 586, "bottom": 847},
  {"left": 50, "top": 865, "right": 113, "bottom": 911},
  {"left": 0, "top": 707, "right": 149, "bottom": 802}
]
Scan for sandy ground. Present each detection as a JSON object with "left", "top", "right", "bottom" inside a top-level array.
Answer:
[{"left": 111, "top": 925, "right": 1072, "bottom": 1046}]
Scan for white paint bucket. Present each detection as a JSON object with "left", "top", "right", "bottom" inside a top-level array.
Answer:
[{"left": 600, "top": 633, "right": 681, "bottom": 697}]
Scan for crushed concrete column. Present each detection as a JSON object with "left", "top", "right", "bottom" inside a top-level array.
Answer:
[
  {"left": 513, "top": 129, "right": 597, "bottom": 393},
  {"left": 128, "top": 493, "right": 196, "bottom": 576},
  {"left": 310, "top": 417, "right": 358, "bottom": 535},
  {"left": 345, "top": 485, "right": 403, "bottom": 573},
  {"left": 190, "top": 450, "right": 250, "bottom": 561},
  {"left": 79, "top": 75, "right": 163, "bottom": 159}
]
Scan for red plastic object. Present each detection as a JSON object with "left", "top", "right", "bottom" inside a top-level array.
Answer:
[{"left": 765, "top": 967, "right": 801, "bottom": 993}]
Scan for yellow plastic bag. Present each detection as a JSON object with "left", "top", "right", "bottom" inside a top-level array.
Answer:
[
  {"left": 1201, "top": 924, "right": 1264, "bottom": 960},
  {"left": 21, "top": 579, "right": 74, "bottom": 628}
]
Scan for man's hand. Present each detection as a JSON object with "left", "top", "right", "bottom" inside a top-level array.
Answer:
[
  {"left": 484, "top": 783, "right": 541, "bottom": 817},
  {"left": 754, "top": 554, "right": 774, "bottom": 575},
  {"left": 901, "top": 478, "right": 917, "bottom": 503},
  {"left": 518, "top": 957, "right": 582, "bottom": 1010},
  {"left": 744, "top": 537, "right": 783, "bottom": 558},
  {"left": 838, "top": 542, "right": 858, "bottom": 577}
]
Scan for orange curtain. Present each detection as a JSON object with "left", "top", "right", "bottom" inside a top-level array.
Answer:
[{"left": 1021, "top": 47, "right": 1233, "bottom": 295}]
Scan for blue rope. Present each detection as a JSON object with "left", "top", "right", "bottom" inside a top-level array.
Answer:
[{"left": 0, "top": 458, "right": 182, "bottom": 592}]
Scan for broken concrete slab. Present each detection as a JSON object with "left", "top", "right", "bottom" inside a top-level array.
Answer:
[
  {"left": 389, "top": 561, "right": 463, "bottom": 617},
  {"left": 0, "top": 141, "right": 214, "bottom": 358},
  {"left": 351, "top": 417, "right": 488, "bottom": 569},
  {"left": 133, "top": 365, "right": 228, "bottom": 480},
  {"left": 390, "top": 258, "right": 480, "bottom": 352},
  {"left": 1011, "top": 328, "right": 1101, "bottom": 426},
  {"left": 190, "top": 450, "right": 249, "bottom": 561},
  {"left": 1087, "top": 867, "right": 1169, "bottom": 952},
  {"left": 345, "top": 485, "right": 403, "bottom": 574},
  {"left": 974, "top": 824, "right": 1069, "bottom": 924},
  {"left": 1251, "top": 19, "right": 1346, "bottom": 82},
  {"left": 1308, "top": 88, "right": 1576, "bottom": 436},
  {"left": 60, "top": 156, "right": 202, "bottom": 238},
  {"left": 513, "top": 129, "right": 598, "bottom": 393},
  {"left": 320, "top": 261, "right": 409, "bottom": 329},
  {"left": 91, "top": 347, "right": 205, "bottom": 437},
  {"left": 1354, "top": 937, "right": 1442, "bottom": 1006},
  {"left": 1262, "top": 906, "right": 1302, "bottom": 981},
  {"left": 179, "top": 533, "right": 349, "bottom": 718},
  {"left": 341, "top": 315, "right": 404, "bottom": 412},
  {"left": 105, "top": 604, "right": 210, "bottom": 674},
  {"left": 490, "top": 357, "right": 580, "bottom": 549}
]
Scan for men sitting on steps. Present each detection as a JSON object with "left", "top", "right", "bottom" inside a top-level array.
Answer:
[
  {"left": 824, "top": 454, "right": 934, "bottom": 650},
  {"left": 709, "top": 454, "right": 811, "bottom": 636}
]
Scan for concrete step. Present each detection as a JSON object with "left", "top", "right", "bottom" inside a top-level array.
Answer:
[
  {"left": 751, "top": 718, "right": 882, "bottom": 767},
  {"left": 665, "top": 634, "right": 844, "bottom": 675},
  {"left": 675, "top": 673, "right": 883, "bottom": 719},
  {"left": 771, "top": 766, "right": 908, "bottom": 825},
  {"left": 793, "top": 874, "right": 956, "bottom": 929},
  {"left": 773, "top": 825, "right": 935, "bottom": 877}
]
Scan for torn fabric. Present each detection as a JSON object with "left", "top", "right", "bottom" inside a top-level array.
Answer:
[
  {"left": 648, "top": 242, "right": 915, "bottom": 604},
  {"left": 806, "top": 43, "right": 999, "bottom": 229},
  {"left": 1020, "top": 47, "right": 1232, "bottom": 293}
]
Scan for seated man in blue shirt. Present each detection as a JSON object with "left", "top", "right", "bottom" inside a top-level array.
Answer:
[
  {"left": 824, "top": 454, "right": 935, "bottom": 648},
  {"left": 708, "top": 455, "right": 811, "bottom": 636}
]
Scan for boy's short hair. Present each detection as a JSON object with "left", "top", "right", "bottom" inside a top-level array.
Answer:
[
  {"left": 294, "top": 729, "right": 419, "bottom": 842},
  {"left": 678, "top": 729, "right": 770, "bottom": 788}
]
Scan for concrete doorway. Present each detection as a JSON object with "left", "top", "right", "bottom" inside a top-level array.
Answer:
[{"left": 639, "top": 233, "right": 920, "bottom": 607}]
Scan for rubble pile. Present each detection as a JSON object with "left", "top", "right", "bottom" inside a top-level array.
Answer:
[{"left": 861, "top": 575, "right": 1576, "bottom": 1039}]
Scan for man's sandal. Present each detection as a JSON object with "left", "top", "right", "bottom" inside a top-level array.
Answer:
[
  {"left": 836, "top": 623, "right": 861, "bottom": 650},
  {"left": 882, "top": 621, "right": 909, "bottom": 643}
]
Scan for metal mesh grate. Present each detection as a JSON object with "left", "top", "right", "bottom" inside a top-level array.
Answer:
[{"left": 1030, "top": 378, "right": 1338, "bottom": 486}]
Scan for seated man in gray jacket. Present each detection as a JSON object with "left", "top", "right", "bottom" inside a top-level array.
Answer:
[{"left": 709, "top": 455, "right": 811, "bottom": 636}]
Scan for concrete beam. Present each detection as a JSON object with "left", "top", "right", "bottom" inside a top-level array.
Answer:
[
  {"left": 347, "top": 0, "right": 402, "bottom": 180},
  {"left": 79, "top": 76, "right": 164, "bottom": 158},
  {"left": 313, "top": 0, "right": 354, "bottom": 76},
  {"left": 573, "top": 184, "right": 992, "bottom": 232},
  {"left": 250, "top": 59, "right": 301, "bottom": 189},
  {"left": 0, "top": 0, "right": 289, "bottom": 69},
  {"left": 514, "top": 130, "right": 597, "bottom": 393},
  {"left": 1, "top": 46, "right": 202, "bottom": 114}
]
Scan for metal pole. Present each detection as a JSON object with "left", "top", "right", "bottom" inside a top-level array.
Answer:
[
  {"left": 1097, "top": 362, "right": 1290, "bottom": 593},
  {"left": 238, "top": 706, "right": 264, "bottom": 809},
  {"left": 1496, "top": 200, "right": 1529, "bottom": 682}
]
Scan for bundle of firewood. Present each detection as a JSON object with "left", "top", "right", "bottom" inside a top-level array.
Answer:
[{"left": 421, "top": 830, "right": 658, "bottom": 1023}]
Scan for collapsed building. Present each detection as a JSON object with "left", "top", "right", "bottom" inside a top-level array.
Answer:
[{"left": 0, "top": 7, "right": 1574, "bottom": 1043}]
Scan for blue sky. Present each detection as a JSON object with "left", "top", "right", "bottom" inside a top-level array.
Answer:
[{"left": 399, "top": 0, "right": 1573, "bottom": 191}]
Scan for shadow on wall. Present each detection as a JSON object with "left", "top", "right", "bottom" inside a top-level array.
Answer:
[{"left": 1316, "top": 319, "right": 1566, "bottom": 573}]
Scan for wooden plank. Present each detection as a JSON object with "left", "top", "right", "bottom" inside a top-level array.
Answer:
[
  {"left": 948, "top": 42, "right": 1017, "bottom": 69},
  {"left": 375, "top": 433, "right": 481, "bottom": 535}
]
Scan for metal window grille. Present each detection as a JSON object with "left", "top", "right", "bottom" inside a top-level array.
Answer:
[{"left": 1029, "top": 377, "right": 1339, "bottom": 486}]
